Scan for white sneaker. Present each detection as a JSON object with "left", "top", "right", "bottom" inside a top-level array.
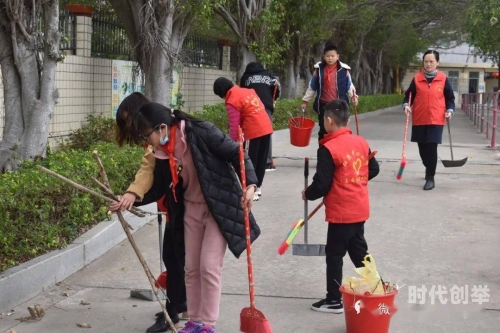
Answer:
[
  {"left": 256, "top": 187, "right": 262, "bottom": 197},
  {"left": 253, "top": 193, "right": 260, "bottom": 201}
]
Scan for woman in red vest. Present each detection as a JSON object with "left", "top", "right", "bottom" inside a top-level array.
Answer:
[
  {"left": 403, "top": 50, "right": 455, "bottom": 190},
  {"left": 213, "top": 77, "right": 273, "bottom": 201}
]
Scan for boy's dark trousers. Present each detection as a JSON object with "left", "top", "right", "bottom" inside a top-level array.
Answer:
[{"left": 325, "top": 222, "right": 368, "bottom": 301}]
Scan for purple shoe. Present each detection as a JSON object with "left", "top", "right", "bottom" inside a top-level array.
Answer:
[
  {"left": 178, "top": 320, "right": 202, "bottom": 333},
  {"left": 199, "top": 325, "right": 216, "bottom": 333}
]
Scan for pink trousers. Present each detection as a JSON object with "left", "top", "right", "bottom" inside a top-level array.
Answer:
[{"left": 184, "top": 200, "right": 227, "bottom": 326}]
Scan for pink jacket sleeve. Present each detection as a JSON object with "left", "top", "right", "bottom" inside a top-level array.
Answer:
[{"left": 226, "top": 103, "right": 241, "bottom": 141}]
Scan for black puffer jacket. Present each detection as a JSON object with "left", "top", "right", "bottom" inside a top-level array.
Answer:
[
  {"left": 240, "top": 62, "right": 281, "bottom": 113},
  {"left": 136, "top": 120, "right": 260, "bottom": 263}
]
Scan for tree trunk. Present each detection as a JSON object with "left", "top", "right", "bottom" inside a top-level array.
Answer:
[
  {"left": 238, "top": 44, "right": 257, "bottom": 81},
  {"left": 0, "top": 28, "right": 23, "bottom": 172},
  {"left": 282, "top": 58, "right": 297, "bottom": 99},
  {"left": 141, "top": 49, "right": 173, "bottom": 107},
  {"left": 19, "top": 1, "right": 61, "bottom": 161},
  {"left": 0, "top": 0, "right": 61, "bottom": 172}
]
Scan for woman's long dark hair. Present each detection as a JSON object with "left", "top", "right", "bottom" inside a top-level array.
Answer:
[
  {"left": 127, "top": 102, "right": 202, "bottom": 145},
  {"left": 115, "top": 92, "right": 152, "bottom": 146}
]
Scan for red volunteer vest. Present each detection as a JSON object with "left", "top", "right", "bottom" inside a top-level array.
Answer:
[
  {"left": 321, "top": 128, "right": 370, "bottom": 223},
  {"left": 412, "top": 71, "right": 447, "bottom": 126},
  {"left": 225, "top": 86, "right": 273, "bottom": 140}
]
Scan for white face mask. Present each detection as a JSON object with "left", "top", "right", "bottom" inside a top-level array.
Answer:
[{"left": 159, "top": 125, "right": 169, "bottom": 145}]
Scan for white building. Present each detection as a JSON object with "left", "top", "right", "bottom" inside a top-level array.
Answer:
[{"left": 402, "top": 43, "right": 499, "bottom": 101}]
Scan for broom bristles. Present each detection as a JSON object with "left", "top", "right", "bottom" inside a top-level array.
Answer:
[
  {"left": 277, "top": 241, "right": 289, "bottom": 256},
  {"left": 240, "top": 313, "right": 272, "bottom": 333}
]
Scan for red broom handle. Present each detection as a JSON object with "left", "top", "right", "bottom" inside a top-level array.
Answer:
[
  {"left": 354, "top": 105, "right": 360, "bottom": 135},
  {"left": 238, "top": 126, "right": 256, "bottom": 308},
  {"left": 402, "top": 93, "right": 412, "bottom": 156}
]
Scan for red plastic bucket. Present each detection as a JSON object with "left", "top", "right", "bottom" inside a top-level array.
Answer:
[
  {"left": 288, "top": 117, "right": 315, "bottom": 147},
  {"left": 340, "top": 286, "right": 398, "bottom": 333},
  {"left": 155, "top": 271, "right": 167, "bottom": 290}
]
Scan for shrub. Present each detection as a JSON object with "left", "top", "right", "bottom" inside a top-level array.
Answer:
[
  {"left": 62, "top": 114, "right": 116, "bottom": 151},
  {"left": 198, "top": 94, "right": 402, "bottom": 131},
  {"left": 0, "top": 142, "right": 144, "bottom": 273}
]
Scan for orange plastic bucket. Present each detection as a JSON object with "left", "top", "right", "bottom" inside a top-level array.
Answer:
[
  {"left": 340, "top": 286, "right": 398, "bottom": 333},
  {"left": 288, "top": 117, "right": 315, "bottom": 147}
]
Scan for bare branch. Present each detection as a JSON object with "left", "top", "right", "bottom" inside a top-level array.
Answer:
[
  {"left": 239, "top": 0, "right": 252, "bottom": 18},
  {"left": 214, "top": 5, "right": 242, "bottom": 40},
  {"left": 10, "top": 21, "right": 20, "bottom": 65},
  {"left": 16, "top": 21, "right": 31, "bottom": 42}
]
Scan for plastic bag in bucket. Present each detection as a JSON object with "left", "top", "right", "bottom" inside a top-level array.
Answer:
[
  {"left": 340, "top": 255, "right": 398, "bottom": 333},
  {"left": 289, "top": 116, "right": 315, "bottom": 147}
]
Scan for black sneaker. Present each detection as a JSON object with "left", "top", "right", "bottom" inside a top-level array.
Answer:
[
  {"left": 265, "top": 164, "right": 276, "bottom": 172},
  {"left": 311, "top": 298, "right": 344, "bottom": 314}
]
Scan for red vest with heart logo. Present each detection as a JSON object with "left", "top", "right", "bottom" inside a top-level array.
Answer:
[{"left": 321, "top": 128, "right": 370, "bottom": 223}]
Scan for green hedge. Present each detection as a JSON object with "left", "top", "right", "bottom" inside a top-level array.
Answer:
[
  {"left": 0, "top": 94, "right": 401, "bottom": 273},
  {"left": 0, "top": 142, "right": 144, "bottom": 273},
  {"left": 198, "top": 94, "right": 403, "bottom": 132}
]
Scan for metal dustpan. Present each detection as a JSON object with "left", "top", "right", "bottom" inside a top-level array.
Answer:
[
  {"left": 441, "top": 120, "right": 468, "bottom": 168},
  {"left": 292, "top": 158, "right": 326, "bottom": 257}
]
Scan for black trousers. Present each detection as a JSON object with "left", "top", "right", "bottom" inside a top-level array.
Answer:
[
  {"left": 318, "top": 102, "right": 327, "bottom": 141},
  {"left": 248, "top": 134, "right": 271, "bottom": 187},
  {"left": 162, "top": 221, "right": 187, "bottom": 324},
  {"left": 325, "top": 222, "right": 368, "bottom": 301},
  {"left": 417, "top": 143, "right": 438, "bottom": 179}
]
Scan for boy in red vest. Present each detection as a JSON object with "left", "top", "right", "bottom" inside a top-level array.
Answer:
[{"left": 302, "top": 99, "right": 379, "bottom": 313}]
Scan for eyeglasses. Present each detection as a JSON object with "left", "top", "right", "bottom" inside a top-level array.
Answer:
[{"left": 139, "top": 124, "right": 160, "bottom": 142}]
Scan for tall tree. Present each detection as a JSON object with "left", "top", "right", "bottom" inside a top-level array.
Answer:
[
  {"left": 107, "top": 0, "right": 211, "bottom": 106},
  {"left": 466, "top": 0, "right": 500, "bottom": 87},
  {"left": 213, "top": 0, "right": 282, "bottom": 77},
  {"left": 0, "top": 0, "right": 62, "bottom": 172},
  {"left": 277, "top": 0, "right": 344, "bottom": 98}
]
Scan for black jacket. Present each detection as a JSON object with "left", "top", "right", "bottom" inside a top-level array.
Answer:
[
  {"left": 240, "top": 62, "right": 281, "bottom": 113},
  {"left": 305, "top": 147, "right": 380, "bottom": 200},
  {"left": 136, "top": 120, "right": 260, "bottom": 263}
]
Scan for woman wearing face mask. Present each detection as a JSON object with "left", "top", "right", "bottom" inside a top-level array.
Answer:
[
  {"left": 403, "top": 50, "right": 455, "bottom": 190},
  {"left": 110, "top": 102, "right": 260, "bottom": 333}
]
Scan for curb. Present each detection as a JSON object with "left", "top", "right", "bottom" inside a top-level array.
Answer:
[{"left": 0, "top": 203, "right": 156, "bottom": 313}]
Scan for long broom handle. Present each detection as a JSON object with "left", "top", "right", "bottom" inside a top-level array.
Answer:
[
  {"left": 239, "top": 127, "right": 256, "bottom": 308},
  {"left": 354, "top": 105, "right": 360, "bottom": 135},
  {"left": 304, "top": 157, "right": 309, "bottom": 244},
  {"left": 402, "top": 92, "right": 412, "bottom": 157}
]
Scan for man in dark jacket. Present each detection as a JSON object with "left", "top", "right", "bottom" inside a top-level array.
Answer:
[{"left": 240, "top": 62, "right": 281, "bottom": 173}]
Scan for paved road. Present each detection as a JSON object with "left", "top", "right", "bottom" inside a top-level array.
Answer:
[{"left": 2, "top": 106, "right": 499, "bottom": 333}]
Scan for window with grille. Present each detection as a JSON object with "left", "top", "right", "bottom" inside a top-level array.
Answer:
[{"left": 448, "top": 71, "right": 459, "bottom": 91}]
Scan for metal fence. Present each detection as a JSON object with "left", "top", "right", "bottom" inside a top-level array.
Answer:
[
  {"left": 91, "top": 11, "right": 132, "bottom": 59},
  {"left": 230, "top": 45, "right": 239, "bottom": 72},
  {"left": 181, "top": 35, "right": 223, "bottom": 69},
  {"left": 59, "top": 10, "right": 76, "bottom": 51},
  {"left": 461, "top": 92, "right": 499, "bottom": 148}
]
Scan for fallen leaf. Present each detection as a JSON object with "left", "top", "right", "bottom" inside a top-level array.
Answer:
[
  {"left": 61, "top": 292, "right": 69, "bottom": 297},
  {"left": 121, "top": 267, "right": 125, "bottom": 271},
  {"left": 80, "top": 300, "right": 91, "bottom": 306},
  {"left": 76, "top": 323, "right": 92, "bottom": 328}
]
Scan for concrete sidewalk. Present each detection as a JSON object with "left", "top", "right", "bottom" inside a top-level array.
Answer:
[{"left": 2, "top": 106, "right": 499, "bottom": 333}]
